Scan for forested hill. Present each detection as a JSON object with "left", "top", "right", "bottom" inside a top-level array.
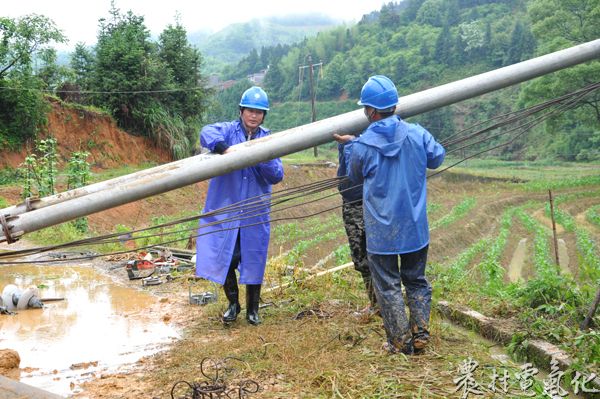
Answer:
[
  {"left": 190, "top": 14, "right": 341, "bottom": 74},
  {"left": 0, "top": 0, "right": 598, "bottom": 164},
  {"left": 215, "top": 0, "right": 600, "bottom": 162}
]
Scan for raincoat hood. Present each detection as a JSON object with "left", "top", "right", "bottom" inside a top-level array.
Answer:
[{"left": 359, "top": 116, "right": 407, "bottom": 157}]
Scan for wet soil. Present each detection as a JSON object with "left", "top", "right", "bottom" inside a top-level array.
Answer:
[
  {"left": 1, "top": 104, "right": 599, "bottom": 397},
  {"left": 507, "top": 238, "right": 527, "bottom": 282},
  {"left": 1, "top": 169, "right": 598, "bottom": 398}
]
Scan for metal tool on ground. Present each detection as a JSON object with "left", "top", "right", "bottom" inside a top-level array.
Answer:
[
  {"left": 125, "top": 259, "right": 156, "bottom": 280},
  {"left": 142, "top": 276, "right": 162, "bottom": 286},
  {"left": 189, "top": 285, "right": 217, "bottom": 305}
]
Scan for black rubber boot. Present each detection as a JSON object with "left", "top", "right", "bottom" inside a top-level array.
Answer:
[
  {"left": 246, "top": 284, "right": 261, "bottom": 325},
  {"left": 222, "top": 267, "right": 241, "bottom": 323}
]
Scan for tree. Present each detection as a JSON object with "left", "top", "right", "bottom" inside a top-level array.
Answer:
[
  {"left": 317, "top": 54, "right": 344, "bottom": 98},
  {"left": 519, "top": 0, "right": 600, "bottom": 160},
  {"left": 69, "top": 42, "right": 94, "bottom": 97},
  {"left": 263, "top": 61, "right": 285, "bottom": 101},
  {"left": 504, "top": 21, "right": 536, "bottom": 65},
  {"left": 0, "top": 14, "right": 66, "bottom": 79},
  {"left": 416, "top": 0, "right": 447, "bottom": 27},
  {"left": 0, "top": 15, "right": 65, "bottom": 148},
  {"left": 92, "top": 4, "right": 163, "bottom": 129},
  {"left": 379, "top": 2, "right": 401, "bottom": 28},
  {"left": 434, "top": 24, "right": 453, "bottom": 65},
  {"left": 89, "top": 3, "right": 207, "bottom": 159},
  {"left": 400, "top": 0, "right": 426, "bottom": 24},
  {"left": 36, "top": 48, "right": 71, "bottom": 91},
  {"left": 528, "top": 0, "right": 600, "bottom": 47},
  {"left": 158, "top": 20, "right": 207, "bottom": 119},
  {"left": 158, "top": 20, "right": 209, "bottom": 157}
]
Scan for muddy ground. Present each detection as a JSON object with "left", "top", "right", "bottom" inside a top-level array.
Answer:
[
  {"left": 1, "top": 102, "right": 598, "bottom": 397},
  {"left": 75, "top": 171, "right": 561, "bottom": 397},
  {"left": 2, "top": 166, "right": 598, "bottom": 398}
]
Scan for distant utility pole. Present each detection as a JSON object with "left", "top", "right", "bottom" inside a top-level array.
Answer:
[{"left": 299, "top": 54, "right": 323, "bottom": 157}]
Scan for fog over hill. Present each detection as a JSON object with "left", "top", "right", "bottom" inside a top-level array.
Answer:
[{"left": 189, "top": 13, "right": 343, "bottom": 64}]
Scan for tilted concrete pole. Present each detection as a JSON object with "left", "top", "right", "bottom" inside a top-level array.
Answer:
[{"left": 0, "top": 39, "right": 599, "bottom": 243}]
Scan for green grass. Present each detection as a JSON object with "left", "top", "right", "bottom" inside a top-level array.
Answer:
[
  {"left": 586, "top": 204, "right": 600, "bottom": 227},
  {"left": 89, "top": 162, "right": 160, "bottom": 183},
  {"left": 477, "top": 209, "right": 513, "bottom": 293},
  {"left": 430, "top": 201, "right": 597, "bottom": 374},
  {"left": 448, "top": 157, "right": 600, "bottom": 187},
  {"left": 272, "top": 213, "right": 342, "bottom": 246},
  {"left": 548, "top": 204, "right": 600, "bottom": 286},
  {"left": 431, "top": 237, "right": 490, "bottom": 305},
  {"left": 281, "top": 147, "right": 338, "bottom": 164},
  {"left": 430, "top": 197, "right": 476, "bottom": 230}
]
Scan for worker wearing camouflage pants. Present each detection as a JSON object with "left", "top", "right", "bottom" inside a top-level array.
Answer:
[
  {"left": 337, "top": 133, "right": 377, "bottom": 312},
  {"left": 335, "top": 75, "right": 445, "bottom": 354},
  {"left": 341, "top": 200, "right": 377, "bottom": 310}
]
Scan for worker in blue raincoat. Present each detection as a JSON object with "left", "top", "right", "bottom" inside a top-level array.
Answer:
[
  {"left": 334, "top": 75, "right": 445, "bottom": 354},
  {"left": 196, "top": 86, "right": 284, "bottom": 325}
]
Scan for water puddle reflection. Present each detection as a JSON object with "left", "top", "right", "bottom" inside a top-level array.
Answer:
[{"left": 0, "top": 262, "right": 179, "bottom": 397}]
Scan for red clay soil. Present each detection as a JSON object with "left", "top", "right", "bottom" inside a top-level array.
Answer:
[
  {"left": 0, "top": 100, "right": 341, "bottom": 235},
  {"left": 0, "top": 99, "right": 171, "bottom": 170}
]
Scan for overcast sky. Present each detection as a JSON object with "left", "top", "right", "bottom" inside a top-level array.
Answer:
[{"left": 4, "top": 0, "right": 390, "bottom": 50}]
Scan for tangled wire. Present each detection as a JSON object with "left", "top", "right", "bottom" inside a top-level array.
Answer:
[
  {"left": 0, "top": 81, "right": 598, "bottom": 264},
  {"left": 170, "top": 357, "right": 260, "bottom": 399}
]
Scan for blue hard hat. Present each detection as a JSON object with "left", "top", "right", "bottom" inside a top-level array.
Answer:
[
  {"left": 357, "top": 75, "right": 398, "bottom": 110},
  {"left": 239, "top": 86, "right": 269, "bottom": 111}
]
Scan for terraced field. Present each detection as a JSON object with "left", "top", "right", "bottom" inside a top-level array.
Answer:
[{"left": 3, "top": 159, "right": 600, "bottom": 398}]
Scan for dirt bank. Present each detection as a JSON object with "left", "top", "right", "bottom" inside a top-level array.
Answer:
[{"left": 0, "top": 99, "right": 172, "bottom": 170}]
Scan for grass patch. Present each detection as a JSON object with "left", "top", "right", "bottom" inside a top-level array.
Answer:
[
  {"left": 430, "top": 197, "right": 476, "bottom": 230},
  {"left": 146, "top": 268, "right": 528, "bottom": 399},
  {"left": 448, "top": 158, "right": 600, "bottom": 183},
  {"left": 586, "top": 204, "right": 600, "bottom": 228},
  {"left": 281, "top": 147, "right": 338, "bottom": 165}
]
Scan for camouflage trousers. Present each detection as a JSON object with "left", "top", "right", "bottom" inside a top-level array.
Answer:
[
  {"left": 367, "top": 246, "right": 431, "bottom": 349},
  {"left": 342, "top": 200, "right": 377, "bottom": 307}
]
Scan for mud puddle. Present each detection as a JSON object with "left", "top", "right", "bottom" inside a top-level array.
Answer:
[{"left": 0, "top": 262, "right": 180, "bottom": 397}]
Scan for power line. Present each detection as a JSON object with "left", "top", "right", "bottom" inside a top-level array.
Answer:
[
  {"left": 0, "top": 86, "right": 207, "bottom": 95},
  {"left": 0, "top": 81, "right": 597, "bottom": 264}
]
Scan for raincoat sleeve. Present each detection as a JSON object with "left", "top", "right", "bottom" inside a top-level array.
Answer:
[
  {"left": 344, "top": 139, "right": 365, "bottom": 185},
  {"left": 419, "top": 125, "right": 445, "bottom": 169},
  {"left": 252, "top": 158, "right": 284, "bottom": 185},
  {"left": 200, "top": 122, "right": 231, "bottom": 153}
]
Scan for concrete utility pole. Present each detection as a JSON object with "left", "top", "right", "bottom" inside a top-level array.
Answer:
[
  {"left": 1, "top": 39, "right": 599, "bottom": 243},
  {"left": 299, "top": 54, "right": 323, "bottom": 157}
]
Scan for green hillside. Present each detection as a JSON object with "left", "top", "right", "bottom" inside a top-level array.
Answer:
[
  {"left": 215, "top": 0, "right": 600, "bottom": 162},
  {"left": 0, "top": 0, "right": 598, "bottom": 162}
]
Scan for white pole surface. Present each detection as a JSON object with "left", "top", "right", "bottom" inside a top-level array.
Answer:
[{"left": 1, "top": 39, "right": 599, "bottom": 243}]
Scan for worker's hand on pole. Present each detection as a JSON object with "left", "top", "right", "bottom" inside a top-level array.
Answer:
[{"left": 333, "top": 134, "right": 355, "bottom": 144}]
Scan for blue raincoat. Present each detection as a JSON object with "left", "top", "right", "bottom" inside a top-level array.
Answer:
[
  {"left": 195, "top": 120, "right": 284, "bottom": 285},
  {"left": 344, "top": 116, "right": 445, "bottom": 255}
]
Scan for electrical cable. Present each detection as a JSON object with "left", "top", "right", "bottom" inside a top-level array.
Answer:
[
  {"left": 1, "top": 82, "right": 597, "bottom": 264},
  {"left": 0, "top": 177, "right": 347, "bottom": 261},
  {"left": 0, "top": 86, "right": 206, "bottom": 95}
]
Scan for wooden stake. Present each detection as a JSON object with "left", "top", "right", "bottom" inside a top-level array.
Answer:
[
  {"left": 548, "top": 190, "right": 560, "bottom": 269},
  {"left": 581, "top": 286, "right": 600, "bottom": 330}
]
